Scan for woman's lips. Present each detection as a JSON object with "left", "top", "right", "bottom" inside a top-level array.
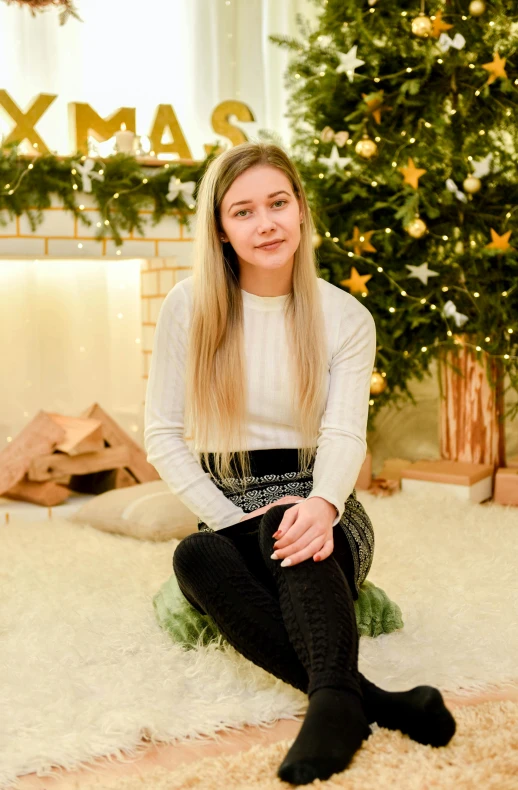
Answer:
[{"left": 257, "top": 240, "right": 283, "bottom": 251}]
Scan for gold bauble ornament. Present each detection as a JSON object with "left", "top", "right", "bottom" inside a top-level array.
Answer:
[
  {"left": 463, "top": 176, "right": 482, "bottom": 194},
  {"left": 469, "top": 0, "right": 486, "bottom": 15},
  {"left": 312, "top": 232, "right": 323, "bottom": 248},
  {"left": 406, "top": 217, "right": 428, "bottom": 238},
  {"left": 411, "top": 14, "right": 433, "bottom": 37},
  {"left": 355, "top": 134, "right": 378, "bottom": 159},
  {"left": 370, "top": 371, "right": 387, "bottom": 395}
]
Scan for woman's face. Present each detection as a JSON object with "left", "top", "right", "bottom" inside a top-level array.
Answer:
[{"left": 219, "top": 165, "right": 302, "bottom": 275}]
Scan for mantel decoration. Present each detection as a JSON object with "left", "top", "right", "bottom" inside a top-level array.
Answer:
[
  {"left": 0, "top": 142, "right": 223, "bottom": 245},
  {"left": 1, "top": 0, "right": 81, "bottom": 24}
]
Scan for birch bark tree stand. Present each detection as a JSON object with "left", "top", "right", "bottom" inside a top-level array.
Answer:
[{"left": 438, "top": 334, "right": 507, "bottom": 470}]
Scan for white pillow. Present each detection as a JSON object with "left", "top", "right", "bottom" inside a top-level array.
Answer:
[{"left": 69, "top": 480, "right": 198, "bottom": 541}]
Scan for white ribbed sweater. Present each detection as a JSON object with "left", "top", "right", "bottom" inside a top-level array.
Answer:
[{"left": 144, "top": 276, "right": 377, "bottom": 532}]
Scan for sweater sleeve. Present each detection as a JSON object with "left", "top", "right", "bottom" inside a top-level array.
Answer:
[
  {"left": 143, "top": 283, "right": 246, "bottom": 531},
  {"left": 306, "top": 298, "right": 377, "bottom": 527}
]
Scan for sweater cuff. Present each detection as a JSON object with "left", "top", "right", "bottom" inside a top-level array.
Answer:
[{"left": 306, "top": 493, "right": 342, "bottom": 527}]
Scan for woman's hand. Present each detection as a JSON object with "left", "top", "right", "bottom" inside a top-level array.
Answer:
[
  {"left": 239, "top": 495, "right": 305, "bottom": 522},
  {"left": 270, "top": 497, "right": 336, "bottom": 566}
]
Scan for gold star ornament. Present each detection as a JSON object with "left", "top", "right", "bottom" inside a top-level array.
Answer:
[
  {"left": 431, "top": 10, "right": 454, "bottom": 37},
  {"left": 485, "top": 228, "right": 514, "bottom": 252},
  {"left": 361, "top": 90, "right": 391, "bottom": 124},
  {"left": 345, "top": 226, "right": 377, "bottom": 256},
  {"left": 399, "top": 157, "right": 427, "bottom": 189},
  {"left": 482, "top": 52, "right": 507, "bottom": 85},
  {"left": 341, "top": 266, "right": 373, "bottom": 294}
]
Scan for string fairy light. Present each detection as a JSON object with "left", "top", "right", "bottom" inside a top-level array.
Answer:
[
  {"left": 2, "top": 157, "right": 37, "bottom": 195},
  {"left": 319, "top": 230, "right": 517, "bottom": 362}
]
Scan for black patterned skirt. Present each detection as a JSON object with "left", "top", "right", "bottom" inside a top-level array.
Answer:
[{"left": 197, "top": 448, "right": 374, "bottom": 599}]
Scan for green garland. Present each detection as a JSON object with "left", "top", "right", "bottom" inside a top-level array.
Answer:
[{"left": 0, "top": 143, "right": 221, "bottom": 245}]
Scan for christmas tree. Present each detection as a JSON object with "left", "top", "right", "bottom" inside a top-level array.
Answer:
[{"left": 270, "top": 0, "right": 518, "bottom": 449}]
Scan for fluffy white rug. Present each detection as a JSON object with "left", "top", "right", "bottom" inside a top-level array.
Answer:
[{"left": 1, "top": 489, "right": 517, "bottom": 789}]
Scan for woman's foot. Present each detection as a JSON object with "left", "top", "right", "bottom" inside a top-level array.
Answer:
[
  {"left": 277, "top": 687, "right": 371, "bottom": 785},
  {"left": 363, "top": 683, "right": 456, "bottom": 747}
]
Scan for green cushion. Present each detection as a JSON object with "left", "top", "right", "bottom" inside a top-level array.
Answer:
[{"left": 153, "top": 571, "right": 404, "bottom": 648}]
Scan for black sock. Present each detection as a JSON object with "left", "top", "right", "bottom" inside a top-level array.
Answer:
[
  {"left": 277, "top": 687, "right": 371, "bottom": 785},
  {"left": 363, "top": 682, "right": 456, "bottom": 747}
]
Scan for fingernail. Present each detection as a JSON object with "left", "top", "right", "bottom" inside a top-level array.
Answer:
[
  {"left": 270, "top": 552, "right": 279, "bottom": 560},
  {"left": 280, "top": 558, "right": 292, "bottom": 567},
  {"left": 272, "top": 531, "right": 281, "bottom": 538}
]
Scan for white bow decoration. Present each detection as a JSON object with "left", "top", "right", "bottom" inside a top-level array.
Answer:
[
  {"left": 437, "top": 32, "right": 466, "bottom": 53},
  {"left": 166, "top": 177, "right": 196, "bottom": 204},
  {"left": 75, "top": 158, "right": 104, "bottom": 193},
  {"left": 471, "top": 153, "right": 493, "bottom": 179},
  {"left": 446, "top": 178, "right": 467, "bottom": 203},
  {"left": 442, "top": 300, "right": 469, "bottom": 328},
  {"left": 320, "top": 126, "right": 350, "bottom": 147}
]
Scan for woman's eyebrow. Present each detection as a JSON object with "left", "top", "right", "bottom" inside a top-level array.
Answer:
[{"left": 228, "top": 190, "right": 290, "bottom": 213}]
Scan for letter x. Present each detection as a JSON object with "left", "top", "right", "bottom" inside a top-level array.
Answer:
[{"left": 0, "top": 90, "right": 57, "bottom": 153}]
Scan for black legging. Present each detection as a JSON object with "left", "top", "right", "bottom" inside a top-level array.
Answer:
[{"left": 173, "top": 503, "right": 382, "bottom": 708}]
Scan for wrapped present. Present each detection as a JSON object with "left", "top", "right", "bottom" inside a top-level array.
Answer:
[
  {"left": 401, "top": 459, "right": 494, "bottom": 504},
  {"left": 493, "top": 467, "right": 518, "bottom": 506}
]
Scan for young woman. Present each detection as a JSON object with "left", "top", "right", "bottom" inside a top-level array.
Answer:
[{"left": 144, "top": 142, "right": 456, "bottom": 785}]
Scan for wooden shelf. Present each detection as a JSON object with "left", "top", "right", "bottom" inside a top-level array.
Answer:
[{"left": 8, "top": 152, "right": 201, "bottom": 168}]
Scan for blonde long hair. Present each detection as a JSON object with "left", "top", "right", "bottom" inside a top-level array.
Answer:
[{"left": 184, "top": 141, "right": 328, "bottom": 493}]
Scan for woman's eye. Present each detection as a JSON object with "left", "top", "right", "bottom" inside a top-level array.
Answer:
[{"left": 235, "top": 200, "right": 287, "bottom": 217}]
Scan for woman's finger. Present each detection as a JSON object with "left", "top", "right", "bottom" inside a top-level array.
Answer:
[
  {"left": 273, "top": 516, "right": 316, "bottom": 551},
  {"left": 313, "top": 538, "right": 334, "bottom": 562},
  {"left": 278, "top": 535, "right": 329, "bottom": 568}
]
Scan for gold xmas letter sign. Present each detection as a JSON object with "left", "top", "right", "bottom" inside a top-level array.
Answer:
[{"left": 0, "top": 91, "right": 256, "bottom": 158}]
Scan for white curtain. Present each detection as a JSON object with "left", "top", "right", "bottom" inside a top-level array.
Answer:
[{"left": 0, "top": 0, "right": 321, "bottom": 447}]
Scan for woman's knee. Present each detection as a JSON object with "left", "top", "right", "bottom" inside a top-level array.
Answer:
[
  {"left": 173, "top": 532, "right": 213, "bottom": 576},
  {"left": 172, "top": 530, "right": 235, "bottom": 575},
  {"left": 259, "top": 503, "right": 293, "bottom": 528}
]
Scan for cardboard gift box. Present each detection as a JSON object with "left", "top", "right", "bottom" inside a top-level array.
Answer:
[
  {"left": 493, "top": 467, "right": 518, "bottom": 506},
  {"left": 401, "top": 459, "right": 494, "bottom": 504}
]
